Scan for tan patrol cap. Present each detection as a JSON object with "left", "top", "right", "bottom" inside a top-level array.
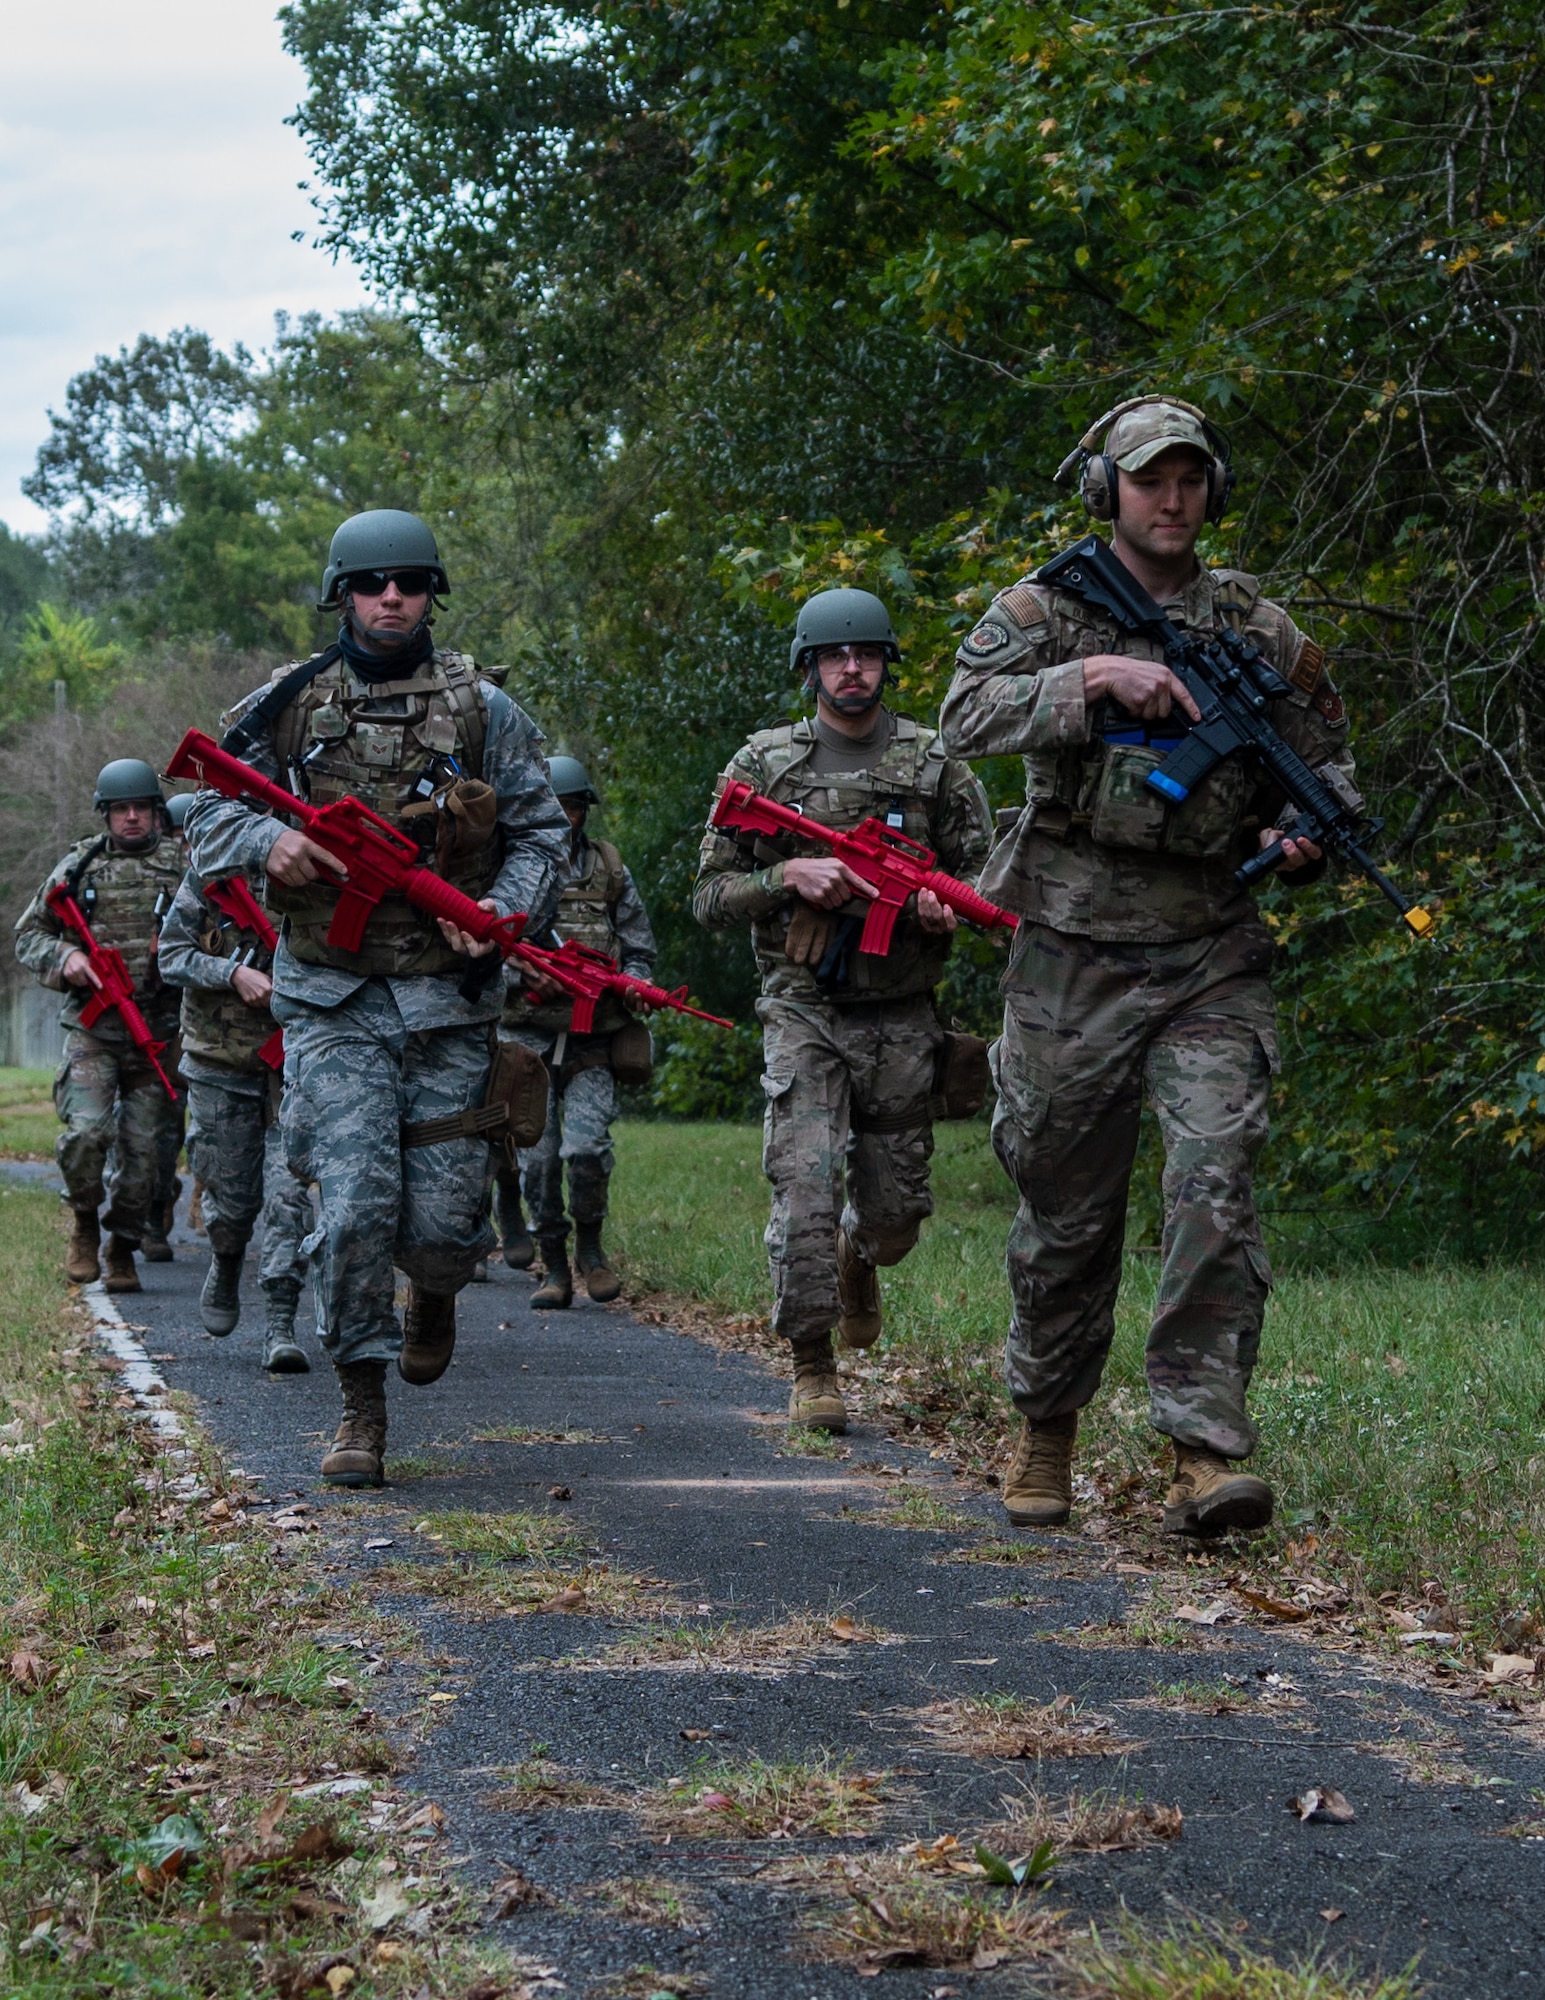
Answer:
[{"left": 1104, "top": 399, "right": 1212, "bottom": 471}]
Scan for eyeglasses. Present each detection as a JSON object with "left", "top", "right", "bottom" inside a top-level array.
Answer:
[
  {"left": 345, "top": 568, "right": 435, "bottom": 598},
  {"left": 814, "top": 644, "right": 885, "bottom": 665}
]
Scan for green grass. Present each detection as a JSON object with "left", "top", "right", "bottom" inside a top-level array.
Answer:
[
  {"left": 0, "top": 1184, "right": 523, "bottom": 1995},
  {"left": 0, "top": 1066, "right": 57, "bottom": 1160},
  {"left": 609, "top": 1119, "right": 1545, "bottom": 1647}
]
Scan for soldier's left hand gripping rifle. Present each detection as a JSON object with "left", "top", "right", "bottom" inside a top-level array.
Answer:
[
  {"left": 43, "top": 882, "right": 180, "bottom": 1102},
  {"left": 709, "top": 779, "right": 1020, "bottom": 955},
  {"left": 165, "top": 730, "right": 735, "bottom": 1030},
  {"left": 1035, "top": 536, "right": 1435, "bottom": 939},
  {"left": 203, "top": 874, "right": 285, "bottom": 1072}
]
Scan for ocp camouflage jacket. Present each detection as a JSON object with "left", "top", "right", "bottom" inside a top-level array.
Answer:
[
  {"left": 693, "top": 713, "right": 993, "bottom": 1004},
  {"left": 13, "top": 833, "right": 185, "bottom": 1041},
  {"left": 939, "top": 556, "right": 1355, "bottom": 944}
]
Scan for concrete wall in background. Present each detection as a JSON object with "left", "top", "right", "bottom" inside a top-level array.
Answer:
[{"left": 2, "top": 985, "right": 65, "bottom": 1070}]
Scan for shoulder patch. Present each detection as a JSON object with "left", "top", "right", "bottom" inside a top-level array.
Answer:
[
  {"left": 996, "top": 583, "right": 1048, "bottom": 630},
  {"left": 1312, "top": 678, "right": 1345, "bottom": 726},
  {"left": 1290, "top": 638, "right": 1325, "bottom": 696},
  {"left": 962, "top": 620, "right": 1011, "bottom": 656}
]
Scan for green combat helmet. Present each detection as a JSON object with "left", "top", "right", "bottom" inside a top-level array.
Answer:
[
  {"left": 165, "top": 794, "right": 194, "bottom": 830},
  {"left": 319, "top": 510, "right": 451, "bottom": 607},
  {"left": 789, "top": 587, "right": 900, "bottom": 672},
  {"left": 546, "top": 755, "right": 600, "bottom": 804},
  {"left": 93, "top": 759, "right": 165, "bottom": 812}
]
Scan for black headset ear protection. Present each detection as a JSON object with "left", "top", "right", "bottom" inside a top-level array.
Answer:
[{"left": 1055, "top": 394, "right": 1235, "bottom": 525}]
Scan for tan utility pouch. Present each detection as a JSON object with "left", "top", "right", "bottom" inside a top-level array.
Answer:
[
  {"left": 435, "top": 779, "right": 499, "bottom": 868},
  {"left": 402, "top": 1041, "right": 550, "bottom": 1166},
  {"left": 928, "top": 1031, "right": 990, "bottom": 1121},
  {"left": 610, "top": 1019, "right": 654, "bottom": 1088},
  {"left": 1089, "top": 743, "right": 1247, "bottom": 859}
]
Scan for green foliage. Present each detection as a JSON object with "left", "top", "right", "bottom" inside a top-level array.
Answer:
[
  {"left": 0, "top": 604, "right": 126, "bottom": 729},
  {"left": 648, "top": 1017, "right": 765, "bottom": 1121}
]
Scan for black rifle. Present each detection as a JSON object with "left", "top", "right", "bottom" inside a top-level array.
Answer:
[{"left": 1034, "top": 536, "right": 1434, "bottom": 938}]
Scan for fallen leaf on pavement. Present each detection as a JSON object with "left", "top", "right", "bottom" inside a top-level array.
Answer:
[
  {"left": 1235, "top": 1587, "right": 1310, "bottom": 1623},
  {"left": 533, "top": 1586, "right": 587, "bottom": 1615},
  {"left": 1320, "top": 1909, "right": 1345, "bottom": 1923},
  {"left": 401, "top": 1802, "right": 447, "bottom": 1832},
  {"left": 364, "top": 1537, "right": 394, "bottom": 1551},
  {"left": 487, "top": 1867, "right": 551, "bottom": 1917},
  {"left": 1174, "top": 1600, "right": 1234, "bottom": 1627},
  {"left": 681, "top": 1728, "right": 713, "bottom": 1741},
  {"left": 1290, "top": 1787, "right": 1355, "bottom": 1824},
  {"left": 830, "top": 1615, "right": 871, "bottom": 1642},
  {"left": 548, "top": 1486, "right": 573, "bottom": 1502}
]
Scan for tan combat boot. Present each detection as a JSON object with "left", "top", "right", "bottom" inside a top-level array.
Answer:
[
  {"left": 103, "top": 1236, "right": 141, "bottom": 1295},
  {"left": 789, "top": 1335, "right": 847, "bottom": 1434},
  {"left": 397, "top": 1286, "right": 457, "bottom": 1385},
  {"left": 321, "top": 1361, "right": 388, "bottom": 1488},
  {"left": 1002, "top": 1411, "right": 1077, "bottom": 1528},
  {"left": 835, "top": 1229, "right": 882, "bottom": 1350},
  {"left": 1163, "top": 1443, "right": 1274, "bottom": 1535},
  {"left": 66, "top": 1209, "right": 101, "bottom": 1285}
]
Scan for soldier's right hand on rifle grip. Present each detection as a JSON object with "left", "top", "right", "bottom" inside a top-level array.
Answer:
[
  {"left": 61, "top": 949, "right": 102, "bottom": 990},
  {"left": 266, "top": 828, "right": 350, "bottom": 887},
  {"left": 783, "top": 857, "right": 878, "bottom": 909},
  {"left": 1081, "top": 654, "right": 1201, "bottom": 723}
]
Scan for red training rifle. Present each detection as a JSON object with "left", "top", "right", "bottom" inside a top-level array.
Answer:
[
  {"left": 44, "top": 882, "right": 179, "bottom": 1102},
  {"left": 709, "top": 777, "right": 1018, "bottom": 956},
  {"left": 166, "top": 729, "right": 733, "bottom": 1032},
  {"left": 204, "top": 874, "right": 285, "bottom": 1071}
]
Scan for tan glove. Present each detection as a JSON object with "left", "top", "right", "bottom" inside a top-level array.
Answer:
[
  {"left": 435, "top": 779, "right": 499, "bottom": 867},
  {"left": 784, "top": 901, "right": 838, "bottom": 966}
]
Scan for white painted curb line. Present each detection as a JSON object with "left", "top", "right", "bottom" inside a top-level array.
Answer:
[{"left": 80, "top": 1280, "right": 187, "bottom": 1447}]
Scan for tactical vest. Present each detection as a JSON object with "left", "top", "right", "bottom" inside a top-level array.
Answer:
[
  {"left": 266, "top": 650, "right": 502, "bottom": 977},
  {"left": 62, "top": 835, "right": 185, "bottom": 1026},
  {"left": 505, "top": 836, "right": 631, "bottom": 1035},
  {"left": 179, "top": 875, "right": 280, "bottom": 1073},
  {"left": 1014, "top": 569, "right": 1269, "bottom": 861},
  {"left": 743, "top": 716, "right": 952, "bottom": 996}
]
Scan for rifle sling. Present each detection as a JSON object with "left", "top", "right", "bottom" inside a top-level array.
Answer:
[{"left": 221, "top": 643, "right": 343, "bottom": 756}]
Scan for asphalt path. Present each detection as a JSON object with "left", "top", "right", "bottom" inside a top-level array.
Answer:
[{"left": 38, "top": 1175, "right": 1545, "bottom": 1997}]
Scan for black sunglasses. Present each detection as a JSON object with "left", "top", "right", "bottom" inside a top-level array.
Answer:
[{"left": 345, "top": 568, "right": 435, "bottom": 597}]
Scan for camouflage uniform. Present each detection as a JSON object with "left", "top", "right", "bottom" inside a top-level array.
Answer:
[
  {"left": 157, "top": 868, "right": 311, "bottom": 1291},
  {"left": 14, "top": 833, "right": 185, "bottom": 1242},
  {"left": 185, "top": 646, "right": 568, "bottom": 1367},
  {"left": 940, "top": 557, "right": 1354, "bottom": 1458},
  {"left": 694, "top": 712, "right": 992, "bottom": 1347},
  {"left": 501, "top": 834, "right": 657, "bottom": 1240}
]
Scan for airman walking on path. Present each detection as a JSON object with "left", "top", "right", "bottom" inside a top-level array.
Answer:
[
  {"left": 940, "top": 396, "right": 1356, "bottom": 1534},
  {"left": 496, "top": 755, "right": 658, "bottom": 1307},
  {"left": 184, "top": 509, "right": 568, "bottom": 1487},
  {"left": 15, "top": 759, "right": 186, "bottom": 1294},
  {"left": 695, "top": 588, "right": 992, "bottom": 1434}
]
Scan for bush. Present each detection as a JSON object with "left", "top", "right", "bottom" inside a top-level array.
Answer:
[{"left": 647, "top": 1017, "right": 764, "bottom": 1122}]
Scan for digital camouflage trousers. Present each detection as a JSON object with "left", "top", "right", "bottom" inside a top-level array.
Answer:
[
  {"left": 758, "top": 993, "right": 942, "bottom": 1348},
  {"left": 501, "top": 1027, "right": 617, "bottom": 1240},
  {"left": 185, "top": 1076, "right": 311, "bottom": 1289},
  {"left": 54, "top": 1028, "right": 167, "bottom": 1242},
  {"left": 992, "top": 920, "right": 1278, "bottom": 1460},
  {"left": 277, "top": 981, "right": 495, "bottom": 1368}
]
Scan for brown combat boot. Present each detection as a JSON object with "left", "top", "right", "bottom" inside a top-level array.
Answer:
[
  {"left": 497, "top": 1175, "right": 534, "bottom": 1269},
  {"left": 397, "top": 1286, "right": 457, "bottom": 1385},
  {"left": 1163, "top": 1443, "right": 1274, "bottom": 1536},
  {"left": 574, "top": 1220, "right": 622, "bottom": 1303},
  {"left": 320, "top": 1361, "right": 388, "bottom": 1488},
  {"left": 65, "top": 1209, "right": 101, "bottom": 1285},
  {"left": 835, "top": 1229, "right": 882, "bottom": 1349},
  {"left": 1002, "top": 1412, "right": 1077, "bottom": 1528},
  {"left": 103, "top": 1236, "right": 141, "bottom": 1294},
  {"left": 788, "top": 1335, "right": 847, "bottom": 1434},
  {"left": 531, "top": 1239, "right": 573, "bottom": 1310}
]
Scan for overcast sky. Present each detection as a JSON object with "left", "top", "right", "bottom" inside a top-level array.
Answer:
[{"left": 0, "top": 0, "right": 369, "bottom": 536}]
